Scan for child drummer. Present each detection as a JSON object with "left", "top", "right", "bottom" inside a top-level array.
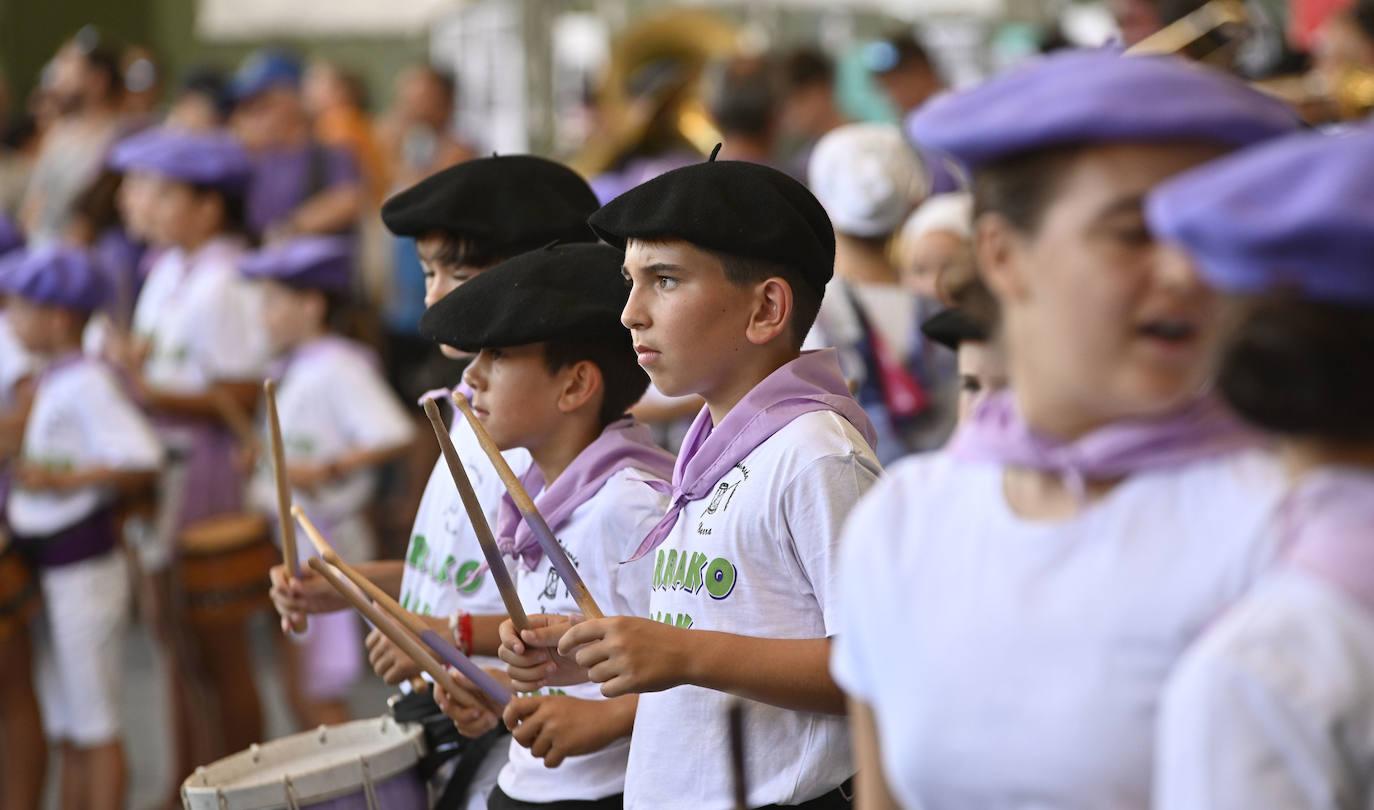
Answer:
[
  {"left": 241, "top": 236, "right": 415, "bottom": 729},
  {"left": 501, "top": 151, "right": 882, "bottom": 809},
  {"left": 423, "top": 242, "right": 674, "bottom": 810},
  {"left": 1, "top": 245, "right": 162, "bottom": 810}
]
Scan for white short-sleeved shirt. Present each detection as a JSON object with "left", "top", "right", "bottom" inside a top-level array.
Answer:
[
  {"left": 831, "top": 450, "right": 1285, "bottom": 810},
  {"left": 0, "top": 311, "right": 36, "bottom": 409},
  {"left": 498, "top": 467, "right": 667, "bottom": 803},
  {"left": 1156, "top": 569, "right": 1374, "bottom": 810},
  {"left": 399, "top": 411, "right": 531, "bottom": 667},
  {"left": 9, "top": 357, "right": 163, "bottom": 536},
  {"left": 133, "top": 237, "right": 269, "bottom": 391},
  {"left": 624, "top": 411, "right": 882, "bottom": 810},
  {"left": 246, "top": 338, "right": 414, "bottom": 560}
]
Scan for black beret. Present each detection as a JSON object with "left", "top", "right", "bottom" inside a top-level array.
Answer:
[
  {"left": 586, "top": 151, "right": 836, "bottom": 294},
  {"left": 419, "top": 243, "right": 630, "bottom": 352},
  {"left": 381, "top": 155, "right": 600, "bottom": 253},
  {"left": 921, "top": 307, "right": 988, "bottom": 351}
]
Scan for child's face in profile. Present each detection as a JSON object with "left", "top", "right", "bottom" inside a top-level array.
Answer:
[
  {"left": 8, "top": 297, "right": 70, "bottom": 355},
  {"left": 417, "top": 234, "right": 488, "bottom": 359},
  {"left": 620, "top": 239, "right": 761, "bottom": 400},
  {"left": 955, "top": 339, "right": 1008, "bottom": 424},
  {"left": 461, "top": 343, "right": 567, "bottom": 452},
  {"left": 258, "top": 280, "right": 322, "bottom": 356},
  {"left": 903, "top": 229, "right": 969, "bottom": 301}
]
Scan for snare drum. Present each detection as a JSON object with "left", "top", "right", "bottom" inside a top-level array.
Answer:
[
  {"left": 181, "top": 716, "right": 428, "bottom": 810},
  {"left": 177, "top": 513, "right": 277, "bottom": 626},
  {"left": 0, "top": 539, "right": 39, "bottom": 641}
]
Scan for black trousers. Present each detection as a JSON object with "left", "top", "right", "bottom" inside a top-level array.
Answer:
[
  {"left": 488, "top": 786, "right": 624, "bottom": 810},
  {"left": 755, "top": 778, "right": 854, "bottom": 810}
]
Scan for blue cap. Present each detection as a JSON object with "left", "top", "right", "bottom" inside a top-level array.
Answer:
[
  {"left": 909, "top": 49, "right": 1301, "bottom": 172},
  {"left": 1148, "top": 126, "right": 1374, "bottom": 305},
  {"left": 107, "top": 127, "right": 252, "bottom": 192},
  {"left": 231, "top": 49, "right": 303, "bottom": 102},
  {"left": 0, "top": 215, "right": 24, "bottom": 257},
  {"left": 240, "top": 236, "right": 354, "bottom": 294},
  {"left": 0, "top": 245, "right": 110, "bottom": 312}
]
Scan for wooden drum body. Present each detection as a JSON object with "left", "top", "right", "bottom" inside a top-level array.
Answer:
[
  {"left": 177, "top": 513, "right": 276, "bottom": 626},
  {"left": 0, "top": 540, "right": 39, "bottom": 641}
]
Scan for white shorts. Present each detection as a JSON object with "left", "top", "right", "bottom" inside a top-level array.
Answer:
[{"left": 34, "top": 549, "right": 130, "bottom": 746}]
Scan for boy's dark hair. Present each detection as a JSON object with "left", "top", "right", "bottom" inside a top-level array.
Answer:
[
  {"left": 543, "top": 338, "right": 650, "bottom": 428},
  {"left": 714, "top": 250, "right": 822, "bottom": 351},
  {"left": 706, "top": 57, "right": 780, "bottom": 138},
  {"left": 424, "top": 233, "right": 511, "bottom": 271},
  {"left": 971, "top": 144, "right": 1085, "bottom": 235},
  {"left": 783, "top": 47, "right": 834, "bottom": 91},
  {"left": 1218, "top": 294, "right": 1374, "bottom": 442},
  {"left": 188, "top": 183, "right": 250, "bottom": 239}
]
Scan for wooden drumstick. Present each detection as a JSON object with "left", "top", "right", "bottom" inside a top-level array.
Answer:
[
  {"left": 451, "top": 393, "right": 604, "bottom": 619},
  {"left": 321, "top": 548, "right": 512, "bottom": 706},
  {"left": 422, "top": 398, "right": 529, "bottom": 631},
  {"left": 265, "top": 379, "right": 306, "bottom": 634},
  {"left": 305, "top": 558, "right": 480, "bottom": 710},
  {"left": 291, "top": 505, "right": 334, "bottom": 559}
]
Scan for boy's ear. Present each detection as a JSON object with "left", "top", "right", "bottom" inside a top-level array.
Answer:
[
  {"left": 556, "top": 359, "right": 605, "bottom": 416},
  {"left": 744, "top": 277, "right": 793, "bottom": 347},
  {"left": 975, "top": 212, "right": 1029, "bottom": 306}
]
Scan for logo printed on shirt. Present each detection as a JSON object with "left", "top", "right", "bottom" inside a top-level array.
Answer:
[
  {"left": 698, "top": 463, "right": 747, "bottom": 535},
  {"left": 651, "top": 547, "right": 737, "bottom": 601}
]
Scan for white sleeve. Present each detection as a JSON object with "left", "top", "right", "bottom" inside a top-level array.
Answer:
[
  {"left": 1155, "top": 639, "right": 1348, "bottom": 810},
  {"left": 780, "top": 451, "right": 881, "bottom": 636},
  {"left": 81, "top": 368, "right": 163, "bottom": 471},
  {"left": 328, "top": 359, "right": 416, "bottom": 454},
  {"left": 828, "top": 473, "right": 900, "bottom": 703}
]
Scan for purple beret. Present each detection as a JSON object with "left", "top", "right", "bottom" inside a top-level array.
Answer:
[
  {"left": 107, "top": 127, "right": 252, "bottom": 192},
  {"left": 0, "top": 245, "right": 110, "bottom": 312},
  {"left": 1148, "top": 125, "right": 1374, "bottom": 306},
  {"left": 909, "top": 49, "right": 1301, "bottom": 172},
  {"left": 0, "top": 215, "right": 24, "bottom": 257},
  {"left": 240, "top": 236, "right": 354, "bottom": 294}
]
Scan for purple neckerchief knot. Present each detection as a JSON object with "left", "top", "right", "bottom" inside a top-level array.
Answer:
[
  {"left": 1283, "top": 467, "right": 1374, "bottom": 614},
  {"left": 625, "top": 349, "right": 878, "bottom": 563},
  {"left": 418, "top": 381, "right": 470, "bottom": 408},
  {"left": 494, "top": 417, "right": 674, "bottom": 571},
  {"left": 949, "top": 389, "right": 1257, "bottom": 500}
]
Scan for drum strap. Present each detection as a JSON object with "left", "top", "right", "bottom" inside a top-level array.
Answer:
[{"left": 391, "top": 688, "right": 509, "bottom": 810}]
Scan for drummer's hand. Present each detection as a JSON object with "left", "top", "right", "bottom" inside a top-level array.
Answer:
[
  {"left": 504, "top": 694, "right": 637, "bottom": 768},
  {"left": 433, "top": 667, "right": 503, "bottom": 738},
  {"left": 498, "top": 613, "right": 588, "bottom": 691},
  {"left": 288, "top": 462, "right": 335, "bottom": 493},
  {"left": 365, "top": 627, "right": 422, "bottom": 684},
  {"left": 268, "top": 563, "right": 344, "bottom": 631}
]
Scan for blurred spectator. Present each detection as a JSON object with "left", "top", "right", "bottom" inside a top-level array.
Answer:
[
  {"left": 895, "top": 192, "right": 974, "bottom": 303},
  {"left": 165, "top": 66, "right": 234, "bottom": 131},
  {"left": 704, "top": 55, "right": 783, "bottom": 168},
  {"left": 19, "top": 32, "right": 128, "bottom": 243},
  {"left": 0, "top": 115, "right": 40, "bottom": 216},
  {"left": 1108, "top": 0, "right": 1209, "bottom": 47},
  {"left": 304, "top": 60, "right": 387, "bottom": 203},
  {"left": 229, "top": 49, "right": 363, "bottom": 243},
  {"left": 375, "top": 65, "right": 474, "bottom": 192},
  {"left": 1314, "top": 0, "right": 1374, "bottom": 88},
  {"left": 121, "top": 45, "right": 162, "bottom": 126},
  {"left": 864, "top": 32, "right": 945, "bottom": 118},
  {"left": 778, "top": 46, "right": 849, "bottom": 178}
]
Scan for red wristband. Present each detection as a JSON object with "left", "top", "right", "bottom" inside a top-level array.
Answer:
[{"left": 458, "top": 611, "right": 474, "bottom": 656}]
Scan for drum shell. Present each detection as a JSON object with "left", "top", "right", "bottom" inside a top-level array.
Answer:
[
  {"left": 0, "top": 541, "right": 39, "bottom": 641},
  {"left": 176, "top": 513, "right": 276, "bottom": 626}
]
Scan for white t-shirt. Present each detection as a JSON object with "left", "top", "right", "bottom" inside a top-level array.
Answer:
[
  {"left": 624, "top": 410, "right": 882, "bottom": 810},
  {"left": 133, "top": 237, "right": 269, "bottom": 392},
  {"left": 247, "top": 338, "right": 414, "bottom": 562},
  {"left": 831, "top": 450, "right": 1286, "bottom": 810},
  {"left": 9, "top": 357, "right": 163, "bottom": 536},
  {"left": 498, "top": 466, "right": 667, "bottom": 803},
  {"left": 1156, "top": 569, "right": 1374, "bottom": 810},
  {"left": 399, "top": 410, "right": 531, "bottom": 669},
  {"left": 0, "top": 311, "right": 36, "bottom": 409}
]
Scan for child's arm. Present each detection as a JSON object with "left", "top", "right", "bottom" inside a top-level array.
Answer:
[
  {"left": 287, "top": 440, "right": 412, "bottom": 492},
  {"left": 503, "top": 694, "right": 639, "bottom": 768},
  {"left": 14, "top": 464, "right": 157, "bottom": 497},
  {"left": 850, "top": 697, "right": 902, "bottom": 810},
  {"left": 140, "top": 379, "right": 260, "bottom": 423},
  {"left": 559, "top": 619, "right": 846, "bottom": 714},
  {"left": 269, "top": 558, "right": 405, "bottom": 632}
]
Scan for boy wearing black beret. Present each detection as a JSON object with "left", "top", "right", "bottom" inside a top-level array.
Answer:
[
  {"left": 501, "top": 152, "right": 882, "bottom": 809},
  {"left": 422, "top": 243, "right": 674, "bottom": 810}
]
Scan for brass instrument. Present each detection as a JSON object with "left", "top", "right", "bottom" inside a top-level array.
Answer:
[
  {"left": 1126, "top": 0, "right": 1249, "bottom": 65},
  {"left": 570, "top": 8, "right": 740, "bottom": 178}
]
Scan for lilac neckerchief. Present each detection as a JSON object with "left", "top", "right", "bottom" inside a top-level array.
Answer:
[
  {"left": 949, "top": 389, "right": 1257, "bottom": 499},
  {"left": 493, "top": 417, "right": 675, "bottom": 571},
  {"left": 418, "top": 382, "right": 469, "bottom": 408},
  {"left": 626, "top": 349, "right": 878, "bottom": 563},
  {"left": 269, "top": 335, "right": 379, "bottom": 382},
  {"left": 1284, "top": 468, "right": 1374, "bottom": 614}
]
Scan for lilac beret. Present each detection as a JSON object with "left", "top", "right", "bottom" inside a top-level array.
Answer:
[
  {"left": 240, "top": 236, "right": 354, "bottom": 294},
  {"left": 108, "top": 127, "right": 252, "bottom": 192},
  {"left": 1148, "top": 125, "right": 1374, "bottom": 305},
  {"left": 0, "top": 245, "right": 110, "bottom": 312},
  {"left": 908, "top": 49, "right": 1301, "bottom": 172}
]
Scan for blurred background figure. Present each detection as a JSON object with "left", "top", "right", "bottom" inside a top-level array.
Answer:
[
  {"left": 164, "top": 67, "right": 234, "bottom": 132},
  {"left": 119, "top": 45, "right": 162, "bottom": 128},
  {"left": 863, "top": 31, "right": 945, "bottom": 119},
  {"left": 20, "top": 29, "right": 127, "bottom": 244},
  {"left": 1313, "top": 0, "right": 1374, "bottom": 87},
  {"left": 229, "top": 48, "right": 363, "bottom": 244},
  {"left": 778, "top": 46, "right": 849, "bottom": 179},
  {"left": 704, "top": 54, "right": 784, "bottom": 168},
  {"left": 376, "top": 65, "right": 474, "bottom": 193},
  {"left": 304, "top": 60, "right": 387, "bottom": 204}
]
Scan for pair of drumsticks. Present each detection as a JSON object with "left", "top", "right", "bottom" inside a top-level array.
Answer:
[{"left": 264, "top": 381, "right": 602, "bottom": 708}]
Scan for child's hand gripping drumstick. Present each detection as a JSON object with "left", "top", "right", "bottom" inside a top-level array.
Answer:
[
  {"left": 422, "top": 397, "right": 530, "bottom": 632},
  {"left": 451, "top": 392, "right": 603, "bottom": 619},
  {"left": 265, "top": 379, "right": 306, "bottom": 634},
  {"left": 293, "top": 507, "right": 512, "bottom": 707}
]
